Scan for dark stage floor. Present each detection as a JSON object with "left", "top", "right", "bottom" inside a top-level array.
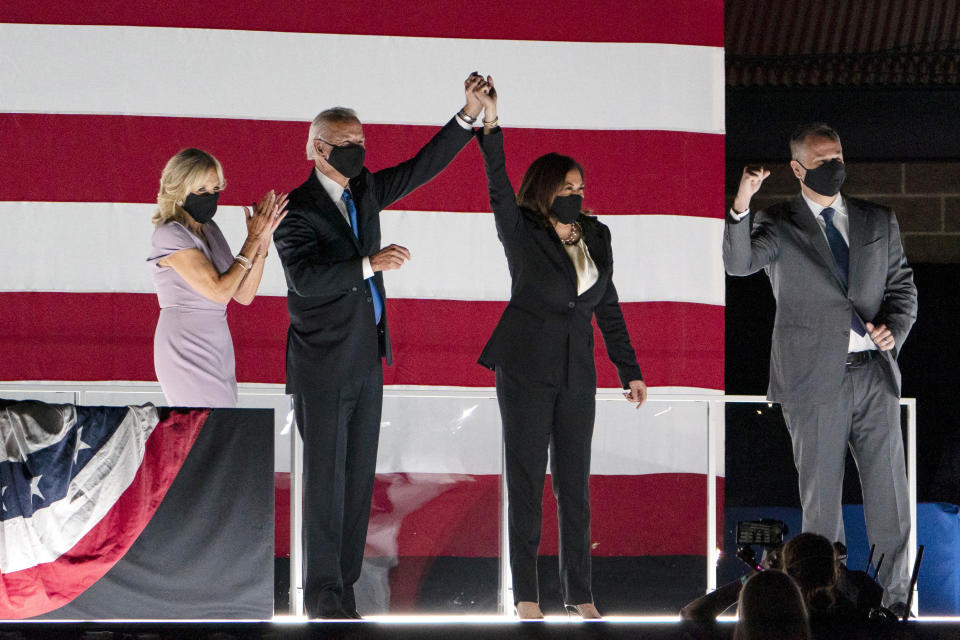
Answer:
[{"left": 3, "top": 618, "right": 959, "bottom": 640}]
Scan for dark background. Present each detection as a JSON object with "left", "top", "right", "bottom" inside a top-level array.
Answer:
[
  {"left": 724, "top": 87, "right": 960, "bottom": 506},
  {"left": 723, "top": 0, "right": 960, "bottom": 507}
]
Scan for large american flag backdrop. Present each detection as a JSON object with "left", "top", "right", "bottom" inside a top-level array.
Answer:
[{"left": 1, "top": 1, "right": 725, "bottom": 614}]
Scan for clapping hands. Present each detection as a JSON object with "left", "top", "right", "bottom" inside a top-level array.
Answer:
[{"left": 243, "top": 190, "right": 289, "bottom": 254}]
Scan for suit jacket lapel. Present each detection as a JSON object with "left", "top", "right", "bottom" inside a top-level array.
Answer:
[
  {"left": 521, "top": 209, "right": 578, "bottom": 289},
  {"left": 580, "top": 219, "right": 606, "bottom": 272},
  {"left": 790, "top": 194, "right": 847, "bottom": 293},
  {"left": 305, "top": 171, "right": 361, "bottom": 252},
  {"left": 550, "top": 227, "right": 580, "bottom": 290},
  {"left": 846, "top": 198, "right": 868, "bottom": 292}
]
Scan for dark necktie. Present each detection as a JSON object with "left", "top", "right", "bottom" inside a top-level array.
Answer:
[
  {"left": 821, "top": 207, "right": 866, "bottom": 337},
  {"left": 342, "top": 190, "right": 384, "bottom": 324}
]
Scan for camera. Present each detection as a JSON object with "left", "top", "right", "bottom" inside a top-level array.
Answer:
[
  {"left": 735, "top": 519, "right": 788, "bottom": 572},
  {"left": 736, "top": 519, "right": 787, "bottom": 547}
]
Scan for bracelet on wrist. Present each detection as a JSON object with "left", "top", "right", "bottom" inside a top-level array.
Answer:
[
  {"left": 483, "top": 116, "right": 499, "bottom": 127},
  {"left": 457, "top": 110, "right": 477, "bottom": 124},
  {"left": 234, "top": 254, "right": 253, "bottom": 271}
]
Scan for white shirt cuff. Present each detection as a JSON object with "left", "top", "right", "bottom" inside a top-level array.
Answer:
[
  {"left": 362, "top": 256, "right": 374, "bottom": 280},
  {"left": 454, "top": 113, "right": 474, "bottom": 130},
  {"left": 729, "top": 208, "right": 750, "bottom": 221}
]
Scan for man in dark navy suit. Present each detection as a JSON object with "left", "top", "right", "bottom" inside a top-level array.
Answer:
[{"left": 274, "top": 74, "right": 484, "bottom": 619}]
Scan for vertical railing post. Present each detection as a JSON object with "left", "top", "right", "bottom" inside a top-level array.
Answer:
[
  {"left": 706, "top": 399, "right": 721, "bottom": 593},
  {"left": 499, "top": 442, "right": 513, "bottom": 616},
  {"left": 906, "top": 398, "right": 918, "bottom": 616},
  {"left": 290, "top": 399, "right": 304, "bottom": 616}
]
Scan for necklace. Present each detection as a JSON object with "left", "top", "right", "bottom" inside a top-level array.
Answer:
[{"left": 557, "top": 221, "right": 582, "bottom": 245}]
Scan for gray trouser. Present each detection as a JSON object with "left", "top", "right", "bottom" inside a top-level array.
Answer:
[{"left": 781, "top": 355, "right": 911, "bottom": 605}]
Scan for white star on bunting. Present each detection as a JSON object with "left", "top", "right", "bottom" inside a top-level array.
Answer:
[
  {"left": 73, "top": 426, "right": 92, "bottom": 464},
  {"left": 30, "top": 475, "right": 45, "bottom": 501}
]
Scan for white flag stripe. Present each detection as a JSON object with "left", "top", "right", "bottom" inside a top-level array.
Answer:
[
  {"left": 0, "top": 202, "right": 724, "bottom": 305},
  {"left": 0, "top": 24, "right": 724, "bottom": 133},
  {"left": 0, "top": 405, "right": 158, "bottom": 573},
  {"left": 376, "top": 394, "right": 711, "bottom": 476},
  {"left": 1, "top": 403, "right": 77, "bottom": 464}
]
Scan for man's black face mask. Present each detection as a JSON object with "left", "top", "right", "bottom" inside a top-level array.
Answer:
[
  {"left": 324, "top": 141, "right": 366, "bottom": 179},
  {"left": 799, "top": 158, "right": 846, "bottom": 197}
]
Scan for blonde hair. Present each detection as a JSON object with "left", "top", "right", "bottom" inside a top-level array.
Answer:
[
  {"left": 152, "top": 148, "right": 225, "bottom": 227},
  {"left": 306, "top": 107, "right": 359, "bottom": 160}
]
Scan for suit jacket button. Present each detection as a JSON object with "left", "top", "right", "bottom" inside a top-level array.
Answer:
[
  {"left": 568, "top": 301, "right": 576, "bottom": 309},
  {"left": 366, "top": 296, "right": 372, "bottom": 303},
  {"left": 351, "top": 286, "right": 358, "bottom": 292}
]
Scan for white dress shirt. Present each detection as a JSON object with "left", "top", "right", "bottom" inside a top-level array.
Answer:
[
  {"left": 314, "top": 168, "right": 374, "bottom": 280},
  {"left": 730, "top": 194, "right": 877, "bottom": 353}
]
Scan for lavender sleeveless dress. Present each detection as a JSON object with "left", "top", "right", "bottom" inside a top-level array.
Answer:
[{"left": 148, "top": 220, "right": 238, "bottom": 407}]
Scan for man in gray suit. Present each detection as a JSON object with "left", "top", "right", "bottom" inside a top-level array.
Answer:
[{"left": 723, "top": 123, "right": 917, "bottom": 610}]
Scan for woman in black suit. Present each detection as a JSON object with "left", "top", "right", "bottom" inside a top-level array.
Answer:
[{"left": 472, "top": 79, "right": 647, "bottom": 619}]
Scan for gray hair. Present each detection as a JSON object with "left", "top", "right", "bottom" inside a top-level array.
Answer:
[
  {"left": 789, "top": 122, "right": 841, "bottom": 161},
  {"left": 306, "top": 107, "right": 360, "bottom": 160}
]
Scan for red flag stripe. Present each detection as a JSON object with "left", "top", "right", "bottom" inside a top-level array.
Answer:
[
  {"left": 0, "top": 114, "right": 725, "bottom": 219},
  {"left": 0, "top": 1, "right": 724, "bottom": 47},
  {"left": 274, "top": 472, "right": 723, "bottom": 558},
  {"left": 0, "top": 408, "right": 208, "bottom": 619},
  {"left": 0, "top": 293, "right": 723, "bottom": 390}
]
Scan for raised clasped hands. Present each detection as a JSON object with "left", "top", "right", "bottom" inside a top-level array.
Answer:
[
  {"left": 244, "top": 190, "right": 289, "bottom": 253},
  {"left": 865, "top": 322, "right": 896, "bottom": 352},
  {"left": 733, "top": 165, "right": 771, "bottom": 214},
  {"left": 463, "top": 72, "right": 486, "bottom": 120},
  {"left": 623, "top": 380, "right": 648, "bottom": 409},
  {"left": 464, "top": 72, "right": 498, "bottom": 126}
]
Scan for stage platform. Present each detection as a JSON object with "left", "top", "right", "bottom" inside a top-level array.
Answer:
[{"left": 3, "top": 617, "right": 959, "bottom": 639}]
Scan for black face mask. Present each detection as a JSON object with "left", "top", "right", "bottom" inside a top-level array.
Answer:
[
  {"left": 325, "top": 142, "right": 365, "bottom": 179},
  {"left": 551, "top": 194, "right": 583, "bottom": 224},
  {"left": 799, "top": 159, "right": 846, "bottom": 197},
  {"left": 182, "top": 192, "right": 219, "bottom": 224}
]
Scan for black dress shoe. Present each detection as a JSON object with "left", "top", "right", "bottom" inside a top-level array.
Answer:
[
  {"left": 343, "top": 609, "right": 363, "bottom": 620},
  {"left": 310, "top": 608, "right": 351, "bottom": 620},
  {"left": 888, "top": 601, "right": 910, "bottom": 620}
]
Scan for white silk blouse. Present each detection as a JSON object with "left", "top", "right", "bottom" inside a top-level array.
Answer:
[{"left": 563, "top": 238, "right": 599, "bottom": 296}]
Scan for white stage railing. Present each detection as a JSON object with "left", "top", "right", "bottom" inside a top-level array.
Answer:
[{"left": 0, "top": 382, "right": 917, "bottom": 616}]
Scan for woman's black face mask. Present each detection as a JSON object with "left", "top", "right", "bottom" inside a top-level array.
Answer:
[
  {"left": 551, "top": 194, "right": 583, "bottom": 224},
  {"left": 182, "top": 192, "right": 219, "bottom": 223}
]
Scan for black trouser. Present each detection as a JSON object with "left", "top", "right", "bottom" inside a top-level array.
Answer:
[
  {"left": 496, "top": 366, "right": 596, "bottom": 606},
  {"left": 294, "top": 362, "right": 383, "bottom": 617}
]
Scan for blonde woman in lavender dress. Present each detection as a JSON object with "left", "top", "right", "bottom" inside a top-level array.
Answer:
[{"left": 148, "top": 148, "right": 288, "bottom": 407}]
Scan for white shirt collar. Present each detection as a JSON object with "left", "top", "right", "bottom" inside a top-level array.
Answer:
[
  {"left": 314, "top": 167, "right": 346, "bottom": 203},
  {"left": 801, "top": 190, "right": 845, "bottom": 218}
]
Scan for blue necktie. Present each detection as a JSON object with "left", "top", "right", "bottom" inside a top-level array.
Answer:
[
  {"left": 342, "top": 189, "right": 384, "bottom": 324},
  {"left": 822, "top": 207, "right": 866, "bottom": 337}
]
